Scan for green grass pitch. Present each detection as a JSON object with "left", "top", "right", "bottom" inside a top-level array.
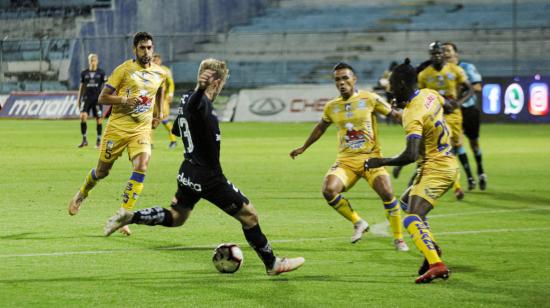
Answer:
[{"left": 1, "top": 120, "right": 549, "bottom": 307}]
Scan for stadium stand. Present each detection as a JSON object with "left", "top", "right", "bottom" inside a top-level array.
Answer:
[
  {"left": 0, "top": 0, "right": 107, "bottom": 92},
  {"left": 172, "top": 0, "right": 550, "bottom": 86},
  {"left": 1, "top": 0, "right": 549, "bottom": 92}
]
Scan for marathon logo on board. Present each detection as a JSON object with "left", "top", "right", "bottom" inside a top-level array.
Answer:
[{"left": 0, "top": 92, "right": 80, "bottom": 119}]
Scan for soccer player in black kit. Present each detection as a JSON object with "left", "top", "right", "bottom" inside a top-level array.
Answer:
[
  {"left": 104, "top": 58, "right": 305, "bottom": 275},
  {"left": 77, "top": 53, "right": 106, "bottom": 148}
]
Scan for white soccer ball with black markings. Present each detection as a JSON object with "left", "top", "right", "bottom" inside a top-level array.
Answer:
[{"left": 212, "top": 243, "right": 243, "bottom": 273}]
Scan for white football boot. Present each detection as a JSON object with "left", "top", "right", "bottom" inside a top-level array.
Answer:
[
  {"left": 351, "top": 219, "right": 370, "bottom": 243},
  {"left": 68, "top": 190, "right": 87, "bottom": 216},
  {"left": 267, "top": 257, "right": 305, "bottom": 276},
  {"left": 394, "top": 239, "right": 410, "bottom": 252},
  {"left": 104, "top": 208, "right": 133, "bottom": 236}
]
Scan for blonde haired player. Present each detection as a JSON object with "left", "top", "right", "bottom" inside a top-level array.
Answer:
[
  {"left": 76, "top": 53, "right": 106, "bottom": 148},
  {"left": 290, "top": 62, "right": 408, "bottom": 251},
  {"left": 104, "top": 58, "right": 305, "bottom": 276},
  {"left": 152, "top": 53, "right": 178, "bottom": 148},
  {"left": 68, "top": 32, "right": 166, "bottom": 236},
  {"left": 367, "top": 58, "right": 459, "bottom": 283}
]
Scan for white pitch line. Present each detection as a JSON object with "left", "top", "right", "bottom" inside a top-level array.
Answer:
[
  {"left": 370, "top": 207, "right": 550, "bottom": 237},
  {"left": 429, "top": 207, "right": 550, "bottom": 218},
  {"left": 1, "top": 225, "right": 549, "bottom": 258},
  {"left": 438, "top": 227, "right": 550, "bottom": 235}
]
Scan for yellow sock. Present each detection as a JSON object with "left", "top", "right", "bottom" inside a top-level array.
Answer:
[
  {"left": 164, "top": 121, "right": 177, "bottom": 142},
  {"left": 79, "top": 168, "right": 99, "bottom": 196},
  {"left": 404, "top": 214, "right": 441, "bottom": 265},
  {"left": 121, "top": 171, "right": 145, "bottom": 210},
  {"left": 384, "top": 197, "right": 403, "bottom": 240},
  {"left": 328, "top": 194, "right": 361, "bottom": 224}
]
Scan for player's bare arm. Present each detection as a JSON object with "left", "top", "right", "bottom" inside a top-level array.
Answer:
[
  {"left": 387, "top": 109, "right": 402, "bottom": 123},
  {"left": 452, "top": 80, "right": 474, "bottom": 109},
  {"left": 365, "top": 137, "right": 422, "bottom": 169},
  {"left": 98, "top": 86, "right": 140, "bottom": 108},
  {"left": 289, "top": 120, "right": 330, "bottom": 159}
]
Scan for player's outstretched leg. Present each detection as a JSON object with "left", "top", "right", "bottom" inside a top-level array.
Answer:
[
  {"left": 68, "top": 168, "right": 99, "bottom": 215},
  {"left": 104, "top": 206, "right": 176, "bottom": 236}
]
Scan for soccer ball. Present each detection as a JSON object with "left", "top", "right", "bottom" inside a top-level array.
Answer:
[{"left": 212, "top": 243, "right": 243, "bottom": 273}]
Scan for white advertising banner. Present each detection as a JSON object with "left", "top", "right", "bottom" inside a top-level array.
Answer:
[{"left": 233, "top": 85, "right": 339, "bottom": 122}]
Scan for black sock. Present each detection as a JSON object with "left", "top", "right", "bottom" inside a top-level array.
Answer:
[
  {"left": 131, "top": 206, "right": 173, "bottom": 227},
  {"left": 458, "top": 153, "right": 474, "bottom": 178},
  {"left": 80, "top": 122, "right": 87, "bottom": 138},
  {"left": 475, "top": 152, "right": 484, "bottom": 175},
  {"left": 97, "top": 123, "right": 102, "bottom": 140},
  {"left": 243, "top": 224, "right": 276, "bottom": 269}
]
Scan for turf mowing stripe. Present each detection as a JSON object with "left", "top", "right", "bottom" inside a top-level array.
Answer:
[{"left": 2, "top": 227, "right": 550, "bottom": 258}]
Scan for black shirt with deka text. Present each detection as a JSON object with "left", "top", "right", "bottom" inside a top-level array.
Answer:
[
  {"left": 172, "top": 90, "right": 222, "bottom": 174},
  {"left": 80, "top": 68, "right": 106, "bottom": 103}
]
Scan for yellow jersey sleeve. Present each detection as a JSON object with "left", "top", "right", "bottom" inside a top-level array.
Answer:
[
  {"left": 105, "top": 63, "right": 127, "bottom": 92},
  {"left": 322, "top": 99, "right": 335, "bottom": 123},
  {"left": 372, "top": 93, "right": 392, "bottom": 116}
]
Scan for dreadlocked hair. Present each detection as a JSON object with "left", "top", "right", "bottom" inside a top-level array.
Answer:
[{"left": 390, "top": 58, "right": 417, "bottom": 85}]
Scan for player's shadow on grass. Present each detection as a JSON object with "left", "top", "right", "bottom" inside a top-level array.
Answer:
[
  {"left": 0, "top": 232, "right": 36, "bottom": 240},
  {"left": 449, "top": 264, "right": 478, "bottom": 273},
  {"left": 153, "top": 245, "right": 215, "bottom": 251}
]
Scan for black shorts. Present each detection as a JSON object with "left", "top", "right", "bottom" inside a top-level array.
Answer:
[
  {"left": 80, "top": 100, "right": 102, "bottom": 118},
  {"left": 174, "top": 160, "right": 249, "bottom": 216},
  {"left": 461, "top": 106, "right": 480, "bottom": 140}
]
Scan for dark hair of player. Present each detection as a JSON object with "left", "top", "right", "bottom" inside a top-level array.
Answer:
[
  {"left": 133, "top": 32, "right": 154, "bottom": 47},
  {"left": 429, "top": 41, "right": 443, "bottom": 54},
  {"left": 443, "top": 42, "right": 458, "bottom": 52},
  {"left": 333, "top": 62, "right": 356, "bottom": 74},
  {"left": 391, "top": 58, "right": 417, "bottom": 86}
]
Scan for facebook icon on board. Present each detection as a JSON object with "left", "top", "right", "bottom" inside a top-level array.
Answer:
[{"left": 482, "top": 84, "right": 501, "bottom": 114}]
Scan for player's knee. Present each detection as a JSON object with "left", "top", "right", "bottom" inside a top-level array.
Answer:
[
  {"left": 171, "top": 212, "right": 186, "bottom": 227},
  {"left": 170, "top": 198, "right": 190, "bottom": 227},
  {"left": 407, "top": 203, "right": 431, "bottom": 219},
  {"left": 322, "top": 184, "right": 341, "bottom": 201}
]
